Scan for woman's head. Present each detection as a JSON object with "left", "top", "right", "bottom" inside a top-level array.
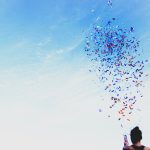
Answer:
[{"left": 130, "top": 126, "right": 142, "bottom": 144}]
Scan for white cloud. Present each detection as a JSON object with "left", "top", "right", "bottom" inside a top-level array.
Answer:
[
  {"left": 37, "top": 37, "right": 52, "bottom": 47},
  {"left": 42, "top": 38, "right": 83, "bottom": 64}
]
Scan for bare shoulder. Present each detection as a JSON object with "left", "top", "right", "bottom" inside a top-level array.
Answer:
[
  {"left": 144, "top": 147, "right": 150, "bottom": 150},
  {"left": 128, "top": 146, "right": 134, "bottom": 150},
  {"left": 123, "top": 146, "right": 134, "bottom": 150}
]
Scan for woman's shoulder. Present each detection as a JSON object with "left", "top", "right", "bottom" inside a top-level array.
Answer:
[
  {"left": 127, "top": 146, "right": 134, "bottom": 150},
  {"left": 123, "top": 145, "right": 150, "bottom": 150},
  {"left": 123, "top": 146, "right": 134, "bottom": 150},
  {"left": 144, "top": 147, "right": 150, "bottom": 150}
]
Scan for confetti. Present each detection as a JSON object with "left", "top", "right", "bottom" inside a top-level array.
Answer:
[
  {"left": 107, "top": 0, "right": 112, "bottom": 7},
  {"left": 84, "top": 17, "right": 148, "bottom": 122}
]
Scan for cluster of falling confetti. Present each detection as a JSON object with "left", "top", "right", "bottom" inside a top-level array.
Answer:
[
  {"left": 107, "top": 0, "right": 113, "bottom": 7},
  {"left": 84, "top": 18, "right": 148, "bottom": 123}
]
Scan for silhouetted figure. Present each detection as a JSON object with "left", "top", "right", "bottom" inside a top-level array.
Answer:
[{"left": 123, "top": 126, "right": 150, "bottom": 150}]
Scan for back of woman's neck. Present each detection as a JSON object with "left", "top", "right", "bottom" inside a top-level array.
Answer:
[{"left": 134, "top": 141, "right": 142, "bottom": 147}]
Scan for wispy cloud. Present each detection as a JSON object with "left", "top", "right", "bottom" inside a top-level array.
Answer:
[
  {"left": 43, "top": 38, "right": 83, "bottom": 64},
  {"left": 37, "top": 37, "right": 52, "bottom": 47}
]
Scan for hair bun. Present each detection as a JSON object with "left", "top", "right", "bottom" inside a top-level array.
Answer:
[{"left": 134, "top": 126, "right": 140, "bottom": 130}]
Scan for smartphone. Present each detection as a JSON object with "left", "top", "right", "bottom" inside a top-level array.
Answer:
[{"left": 124, "top": 135, "right": 129, "bottom": 147}]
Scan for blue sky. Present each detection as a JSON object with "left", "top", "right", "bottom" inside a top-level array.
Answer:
[
  {"left": 0, "top": 0, "right": 150, "bottom": 149},
  {"left": 0, "top": 0, "right": 150, "bottom": 69}
]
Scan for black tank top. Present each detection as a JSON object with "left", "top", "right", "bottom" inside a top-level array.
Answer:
[{"left": 132, "top": 145, "right": 145, "bottom": 150}]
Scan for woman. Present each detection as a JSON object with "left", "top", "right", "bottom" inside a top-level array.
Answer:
[{"left": 123, "top": 126, "right": 150, "bottom": 150}]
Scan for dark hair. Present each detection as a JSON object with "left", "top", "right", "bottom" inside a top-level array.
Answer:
[{"left": 130, "top": 126, "right": 142, "bottom": 144}]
